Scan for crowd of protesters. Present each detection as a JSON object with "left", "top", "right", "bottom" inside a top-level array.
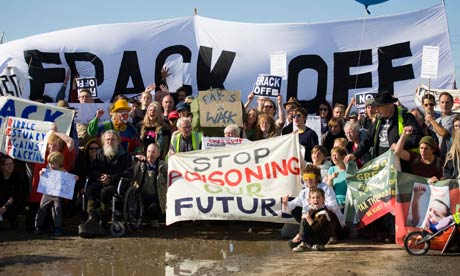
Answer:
[{"left": 1, "top": 72, "right": 460, "bottom": 249}]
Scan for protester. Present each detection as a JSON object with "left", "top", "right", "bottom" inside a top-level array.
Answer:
[
  {"left": 244, "top": 108, "right": 259, "bottom": 141},
  {"left": 133, "top": 143, "right": 167, "bottom": 227},
  {"left": 87, "top": 98, "right": 143, "bottom": 154},
  {"left": 168, "top": 118, "right": 202, "bottom": 155},
  {"left": 282, "top": 107, "right": 318, "bottom": 162},
  {"left": 0, "top": 156, "right": 20, "bottom": 228},
  {"left": 162, "top": 94, "right": 175, "bottom": 120},
  {"left": 261, "top": 96, "right": 286, "bottom": 130},
  {"left": 427, "top": 92, "right": 456, "bottom": 158},
  {"left": 254, "top": 113, "right": 279, "bottom": 140},
  {"left": 317, "top": 100, "right": 333, "bottom": 134},
  {"left": 327, "top": 146, "right": 348, "bottom": 212},
  {"left": 359, "top": 97, "right": 377, "bottom": 131},
  {"left": 321, "top": 117, "right": 346, "bottom": 155},
  {"left": 140, "top": 102, "right": 171, "bottom": 160},
  {"left": 79, "top": 130, "right": 134, "bottom": 236},
  {"left": 344, "top": 121, "right": 371, "bottom": 168},
  {"left": 224, "top": 124, "right": 241, "bottom": 138},
  {"left": 307, "top": 145, "right": 332, "bottom": 183},
  {"left": 443, "top": 122, "right": 460, "bottom": 179}
]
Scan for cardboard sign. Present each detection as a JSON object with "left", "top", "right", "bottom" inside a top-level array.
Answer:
[
  {"left": 354, "top": 92, "right": 376, "bottom": 114},
  {"left": 253, "top": 74, "right": 282, "bottom": 97},
  {"left": 76, "top": 77, "right": 98, "bottom": 98},
  {"left": 198, "top": 89, "right": 243, "bottom": 128},
  {"left": 37, "top": 169, "right": 77, "bottom": 200}
]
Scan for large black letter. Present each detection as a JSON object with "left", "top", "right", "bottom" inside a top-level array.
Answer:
[
  {"left": 287, "top": 55, "right": 328, "bottom": 114},
  {"left": 197, "top": 46, "right": 235, "bottom": 91},
  {"left": 114, "top": 51, "right": 145, "bottom": 97},
  {"left": 64, "top": 52, "right": 104, "bottom": 101},
  {"left": 333, "top": 49, "right": 372, "bottom": 105},
  {"left": 24, "top": 50, "right": 64, "bottom": 100},
  {"left": 155, "top": 45, "right": 192, "bottom": 90},
  {"left": 378, "top": 41, "right": 415, "bottom": 93}
]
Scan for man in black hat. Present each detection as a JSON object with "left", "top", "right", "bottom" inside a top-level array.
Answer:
[{"left": 345, "top": 91, "right": 423, "bottom": 162}]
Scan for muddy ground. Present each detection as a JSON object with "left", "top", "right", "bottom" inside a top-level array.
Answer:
[{"left": 0, "top": 221, "right": 459, "bottom": 276}]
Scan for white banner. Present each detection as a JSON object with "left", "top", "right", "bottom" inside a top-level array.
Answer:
[
  {"left": 1, "top": 117, "right": 51, "bottom": 163},
  {"left": 37, "top": 169, "right": 77, "bottom": 200},
  {"left": 0, "top": 5, "right": 454, "bottom": 110},
  {"left": 415, "top": 84, "right": 460, "bottom": 113},
  {"left": 166, "top": 134, "right": 301, "bottom": 225},
  {"left": 0, "top": 96, "right": 75, "bottom": 134}
]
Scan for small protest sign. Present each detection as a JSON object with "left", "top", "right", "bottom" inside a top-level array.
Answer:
[
  {"left": 37, "top": 169, "right": 77, "bottom": 200},
  {"left": 253, "top": 74, "right": 282, "bottom": 98},
  {"left": 76, "top": 77, "right": 98, "bottom": 98},
  {"left": 198, "top": 89, "right": 243, "bottom": 128},
  {"left": 421, "top": 45, "right": 439, "bottom": 79},
  {"left": 354, "top": 92, "right": 376, "bottom": 114},
  {"left": 202, "top": 136, "right": 250, "bottom": 150},
  {"left": 2, "top": 117, "right": 52, "bottom": 163},
  {"left": 270, "top": 51, "right": 287, "bottom": 79}
]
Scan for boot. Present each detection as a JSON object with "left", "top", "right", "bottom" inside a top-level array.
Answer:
[{"left": 78, "top": 211, "right": 104, "bottom": 237}]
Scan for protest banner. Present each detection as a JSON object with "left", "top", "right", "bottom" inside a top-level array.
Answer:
[
  {"left": 198, "top": 89, "right": 243, "bottom": 128},
  {"left": 76, "top": 77, "right": 98, "bottom": 98},
  {"left": 166, "top": 134, "right": 301, "bottom": 225},
  {"left": 253, "top": 74, "right": 282, "bottom": 98},
  {"left": 0, "top": 5, "right": 454, "bottom": 110},
  {"left": 395, "top": 173, "right": 460, "bottom": 249},
  {"left": 354, "top": 92, "right": 376, "bottom": 114},
  {"left": 345, "top": 150, "right": 397, "bottom": 227},
  {"left": 415, "top": 84, "right": 460, "bottom": 113},
  {"left": 0, "top": 96, "right": 74, "bottom": 134},
  {"left": 1, "top": 117, "right": 52, "bottom": 163},
  {"left": 37, "top": 169, "right": 77, "bottom": 200},
  {"left": 202, "top": 137, "right": 250, "bottom": 150}
]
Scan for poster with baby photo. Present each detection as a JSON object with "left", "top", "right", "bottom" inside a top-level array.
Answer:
[{"left": 406, "top": 182, "right": 450, "bottom": 230}]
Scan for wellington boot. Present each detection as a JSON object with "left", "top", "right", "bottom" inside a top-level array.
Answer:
[{"left": 78, "top": 214, "right": 104, "bottom": 238}]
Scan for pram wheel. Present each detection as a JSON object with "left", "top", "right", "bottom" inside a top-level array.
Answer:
[
  {"left": 404, "top": 231, "right": 430, "bottom": 255},
  {"left": 110, "top": 221, "right": 126, "bottom": 237}
]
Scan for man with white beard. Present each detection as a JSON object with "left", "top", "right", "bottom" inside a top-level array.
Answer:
[{"left": 78, "top": 130, "right": 133, "bottom": 237}]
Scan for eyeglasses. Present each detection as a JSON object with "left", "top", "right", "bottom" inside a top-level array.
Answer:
[
  {"left": 89, "top": 147, "right": 99, "bottom": 151},
  {"left": 263, "top": 105, "right": 274, "bottom": 109},
  {"left": 293, "top": 114, "right": 303, "bottom": 119},
  {"left": 424, "top": 103, "right": 435, "bottom": 107}
]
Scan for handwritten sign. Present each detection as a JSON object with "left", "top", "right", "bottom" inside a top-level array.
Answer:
[
  {"left": 2, "top": 117, "right": 52, "bottom": 163},
  {"left": 421, "top": 45, "right": 439, "bottom": 79},
  {"left": 76, "top": 77, "right": 98, "bottom": 97},
  {"left": 270, "top": 51, "right": 287, "bottom": 79},
  {"left": 198, "top": 89, "right": 243, "bottom": 128},
  {"left": 253, "top": 74, "right": 282, "bottom": 97},
  {"left": 37, "top": 169, "right": 77, "bottom": 200}
]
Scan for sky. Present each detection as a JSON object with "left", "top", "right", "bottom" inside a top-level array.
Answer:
[{"left": 2, "top": 0, "right": 459, "bottom": 82}]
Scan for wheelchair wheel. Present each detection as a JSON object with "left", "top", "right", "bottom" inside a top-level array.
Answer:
[
  {"left": 124, "top": 186, "right": 144, "bottom": 232},
  {"left": 404, "top": 231, "right": 430, "bottom": 255},
  {"left": 110, "top": 221, "right": 126, "bottom": 237}
]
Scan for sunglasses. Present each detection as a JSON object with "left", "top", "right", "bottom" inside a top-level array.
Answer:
[
  {"left": 293, "top": 114, "right": 303, "bottom": 119},
  {"left": 424, "top": 103, "right": 435, "bottom": 107},
  {"left": 89, "top": 147, "right": 100, "bottom": 151},
  {"left": 263, "top": 105, "right": 274, "bottom": 109}
]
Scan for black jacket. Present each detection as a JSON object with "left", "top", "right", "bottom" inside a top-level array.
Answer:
[{"left": 88, "top": 149, "right": 134, "bottom": 186}]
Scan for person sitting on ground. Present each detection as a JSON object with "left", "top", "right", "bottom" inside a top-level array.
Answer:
[
  {"left": 280, "top": 164, "right": 343, "bottom": 244},
  {"left": 78, "top": 130, "right": 134, "bottom": 237},
  {"left": 290, "top": 188, "right": 339, "bottom": 252},
  {"left": 133, "top": 143, "right": 167, "bottom": 227}
]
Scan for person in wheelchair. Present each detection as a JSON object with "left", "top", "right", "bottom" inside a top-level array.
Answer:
[
  {"left": 79, "top": 130, "right": 134, "bottom": 236},
  {"left": 134, "top": 143, "right": 167, "bottom": 227}
]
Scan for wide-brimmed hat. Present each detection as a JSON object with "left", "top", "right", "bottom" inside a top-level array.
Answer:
[
  {"left": 112, "top": 99, "right": 131, "bottom": 113},
  {"left": 372, "top": 91, "right": 398, "bottom": 107},
  {"left": 283, "top": 97, "right": 300, "bottom": 108}
]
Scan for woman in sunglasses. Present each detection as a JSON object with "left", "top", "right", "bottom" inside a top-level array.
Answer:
[{"left": 316, "top": 100, "right": 332, "bottom": 134}]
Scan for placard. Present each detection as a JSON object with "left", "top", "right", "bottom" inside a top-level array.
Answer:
[
  {"left": 253, "top": 74, "right": 282, "bottom": 97},
  {"left": 37, "top": 169, "right": 77, "bottom": 200},
  {"left": 354, "top": 92, "right": 376, "bottom": 114},
  {"left": 270, "top": 51, "right": 287, "bottom": 79},
  {"left": 198, "top": 89, "right": 243, "bottom": 128},
  {"left": 76, "top": 77, "right": 98, "bottom": 98},
  {"left": 202, "top": 136, "right": 250, "bottom": 150},
  {"left": 421, "top": 45, "right": 440, "bottom": 79}
]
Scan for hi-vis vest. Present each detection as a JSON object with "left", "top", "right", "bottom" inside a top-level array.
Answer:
[
  {"left": 171, "top": 131, "right": 202, "bottom": 153},
  {"left": 374, "top": 106, "right": 419, "bottom": 153}
]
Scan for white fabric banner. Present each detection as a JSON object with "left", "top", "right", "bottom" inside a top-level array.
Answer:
[
  {"left": 202, "top": 136, "right": 250, "bottom": 150},
  {"left": 0, "top": 5, "right": 454, "bottom": 110},
  {"left": 166, "top": 134, "right": 301, "bottom": 225}
]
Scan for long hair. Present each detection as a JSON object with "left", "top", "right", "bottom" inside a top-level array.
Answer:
[
  {"left": 444, "top": 128, "right": 460, "bottom": 178},
  {"left": 254, "top": 113, "right": 278, "bottom": 140},
  {"left": 141, "top": 101, "right": 167, "bottom": 138}
]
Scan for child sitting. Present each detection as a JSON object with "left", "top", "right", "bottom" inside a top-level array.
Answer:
[
  {"left": 292, "top": 188, "right": 338, "bottom": 252},
  {"left": 34, "top": 152, "right": 77, "bottom": 236}
]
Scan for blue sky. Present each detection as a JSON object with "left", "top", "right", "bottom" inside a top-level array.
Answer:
[{"left": 3, "top": 0, "right": 459, "bottom": 82}]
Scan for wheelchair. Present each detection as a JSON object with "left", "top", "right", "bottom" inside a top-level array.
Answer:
[{"left": 80, "top": 176, "right": 144, "bottom": 237}]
